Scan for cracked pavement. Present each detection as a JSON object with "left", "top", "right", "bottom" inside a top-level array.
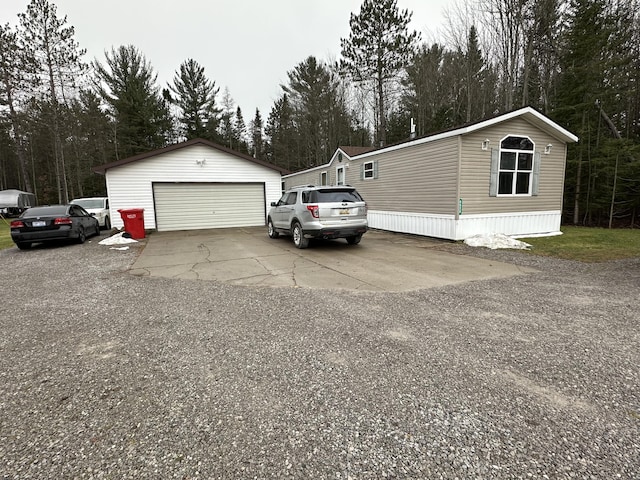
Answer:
[{"left": 128, "top": 227, "right": 536, "bottom": 291}]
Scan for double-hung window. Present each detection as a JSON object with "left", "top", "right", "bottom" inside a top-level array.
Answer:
[{"left": 360, "top": 160, "right": 378, "bottom": 180}]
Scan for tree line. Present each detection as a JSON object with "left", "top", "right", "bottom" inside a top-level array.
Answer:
[{"left": 1, "top": 0, "right": 638, "bottom": 227}]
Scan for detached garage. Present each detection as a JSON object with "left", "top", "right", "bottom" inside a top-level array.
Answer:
[{"left": 94, "top": 138, "right": 287, "bottom": 232}]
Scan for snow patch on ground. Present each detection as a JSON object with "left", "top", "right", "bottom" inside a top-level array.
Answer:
[
  {"left": 99, "top": 232, "right": 139, "bottom": 246},
  {"left": 464, "top": 233, "right": 532, "bottom": 250}
]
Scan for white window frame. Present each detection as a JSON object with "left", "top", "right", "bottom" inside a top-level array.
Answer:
[
  {"left": 336, "top": 166, "right": 345, "bottom": 185},
  {"left": 320, "top": 171, "right": 328, "bottom": 186},
  {"left": 363, "top": 161, "right": 375, "bottom": 179},
  {"left": 497, "top": 135, "right": 535, "bottom": 197}
]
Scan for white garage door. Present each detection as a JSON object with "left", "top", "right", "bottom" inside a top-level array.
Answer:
[{"left": 154, "top": 183, "right": 266, "bottom": 232}]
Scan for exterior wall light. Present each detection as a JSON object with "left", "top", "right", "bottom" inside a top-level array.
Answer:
[
  {"left": 196, "top": 158, "right": 206, "bottom": 166},
  {"left": 481, "top": 139, "right": 490, "bottom": 151},
  {"left": 544, "top": 144, "right": 553, "bottom": 155}
]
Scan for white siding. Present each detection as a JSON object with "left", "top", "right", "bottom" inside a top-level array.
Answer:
[
  {"left": 369, "top": 209, "right": 562, "bottom": 240},
  {"left": 105, "top": 144, "right": 282, "bottom": 230}
]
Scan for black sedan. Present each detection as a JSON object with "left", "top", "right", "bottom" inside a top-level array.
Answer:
[{"left": 10, "top": 204, "right": 101, "bottom": 250}]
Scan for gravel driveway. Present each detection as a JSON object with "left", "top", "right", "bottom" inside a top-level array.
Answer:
[{"left": 1, "top": 234, "right": 638, "bottom": 479}]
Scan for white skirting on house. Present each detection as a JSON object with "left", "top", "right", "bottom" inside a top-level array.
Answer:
[{"left": 368, "top": 210, "right": 562, "bottom": 241}]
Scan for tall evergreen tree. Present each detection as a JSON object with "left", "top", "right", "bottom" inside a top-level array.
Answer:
[
  {"left": 462, "top": 26, "right": 487, "bottom": 123},
  {"left": 265, "top": 93, "right": 297, "bottom": 170},
  {"left": 554, "top": 0, "right": 613, "bottom": 225},
  {"left": 249, "top": 108, "right": 265, "bottom": 159},
  {"left": 19, "top": 0, "right": 87, "bottom": 203},
  {"left": 0, "top": 23, "right": 33, "bottom": 192},
  {"left": 169, "top": 58, "right": 220, "bottom": 141},
  {"left": 340, "top": 0, "right": 419, "bottom": 146},
  {"left": 234, "top": 106, "right": 248, "bottom": 154},
  {"left": 93, "top": 45, "right": 172, "bottom": 159}
]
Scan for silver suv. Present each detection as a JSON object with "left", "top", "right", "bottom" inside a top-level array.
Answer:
[{"left": 267, "top": 185, "right": 368, "bottom": 249}]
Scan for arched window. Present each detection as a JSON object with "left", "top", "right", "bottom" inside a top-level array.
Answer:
[{"left": 498, "top": 136, "right": 535, "bottom": 195}]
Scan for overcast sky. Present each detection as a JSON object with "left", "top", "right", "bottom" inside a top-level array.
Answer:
[{"left": 1, "top": 0, "right": 449, "bottom": 119}]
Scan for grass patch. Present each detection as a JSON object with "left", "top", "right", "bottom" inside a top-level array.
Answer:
[
  {"left": 0, "top": 219, "right": 14, "bottom": 250},
  {"left": 524, "top": 226, "right": 640, "bottom": 262}
]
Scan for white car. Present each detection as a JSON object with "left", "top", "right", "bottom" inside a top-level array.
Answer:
[{"left": 70, "top": 197, "right": 111, "bottom": 229}]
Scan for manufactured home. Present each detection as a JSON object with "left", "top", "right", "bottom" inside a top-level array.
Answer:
[{"left": 283, "top": 107, "right": 578, "bottom": 241}]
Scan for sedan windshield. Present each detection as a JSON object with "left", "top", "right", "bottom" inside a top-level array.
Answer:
[{"left": 22, "top": 206, "right": 68, "bottom": 217}]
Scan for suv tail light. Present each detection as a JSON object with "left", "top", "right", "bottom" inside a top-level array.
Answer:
[
  {"left": 10, "top": 220, "right": 24, "bottom": 229},
  {"left": 306, "top": 205, "right": 319, "bottom": 218},
  {"left": 54, "top": 217, "right": 72, "bottom": 225}
]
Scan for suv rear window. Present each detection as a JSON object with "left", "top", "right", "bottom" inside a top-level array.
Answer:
[{"left": 304, "top": 189, "right": 363, "bottom": 203}]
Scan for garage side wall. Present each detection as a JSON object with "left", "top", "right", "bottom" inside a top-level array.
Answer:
[{"left": 105, "top": 145, "right": 282, "bottom": 230}]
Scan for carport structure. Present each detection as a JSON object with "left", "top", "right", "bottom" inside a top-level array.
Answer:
[{"left": 94, "top": 139, "right": 288, "bottom": 232}]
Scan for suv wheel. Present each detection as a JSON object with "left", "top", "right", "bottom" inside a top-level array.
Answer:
[
  {"left": 292, "top": 222, "right": 309, "bottom": 249},
  {"left": 267, "top": 218, "right": 279, "bottom": 238},
  {"left": 346, "top": 234, "right": 362, "bottom": 245}
]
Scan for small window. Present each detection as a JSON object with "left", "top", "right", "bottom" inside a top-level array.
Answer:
[
  {"left": 336, "top": 166, "right": 345, "bottom": 186},
  {"left": 361, "top": 160, "right": 378, "bottom": 180},
  {"left": 363, "top": 162, "right": 374, "bottom": 179},
  {"left": 320, "top": 171, "right": 328, "bottom": 186}
]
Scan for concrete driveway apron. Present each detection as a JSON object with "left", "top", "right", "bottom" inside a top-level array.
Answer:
[{"left": 129, "top": 227, "right": 536, "bottom": 291}]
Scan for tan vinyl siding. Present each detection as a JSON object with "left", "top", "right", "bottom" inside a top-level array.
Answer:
[
  {"left": 349, "top": 138, "right": 459, "bottom": 215},
  {"left": 283, "top": 166, "right": 332, "bottom": 189},
  {"left": 459, "top": 118, "right": 567, "bottom": 215}
]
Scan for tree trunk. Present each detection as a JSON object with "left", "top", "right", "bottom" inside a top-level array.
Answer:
[
  {"left": 377, "top": 64, "right": 386, "bottom": 146},
  {"left": 6, "top": 93, "right": 32, "bottom": 193}
]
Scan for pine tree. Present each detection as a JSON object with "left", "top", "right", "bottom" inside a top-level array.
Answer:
[
  {"left": 0, "top": 23, "right": 34, "bottom": 193},
  {"left": 169, "top": 58, "right": 220, "bottom": 141},
  {"left": 265, "top": 93, "right": 297, "bottom": 170},
  {"left": 554, "top": 0, "right": 614, "bottom": 225},
  {"left": 19, "top": 0, "right": 87, "bottom": 203},
  {"left": 249, "top": 108, "right": 265, "bottom": 159},
  {"left": 93, "top": 45, "right": 172, "bottom": 159},
  {"left": 234, "top": 106, "right": 248, "bottom": 154},
  {"left": 340, "top": 0, "right": 419, "bottom": 146}
]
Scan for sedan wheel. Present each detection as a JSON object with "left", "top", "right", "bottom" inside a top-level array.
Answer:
[
  {"left": 268, "top": 219, "right": 279, "bottom": 238},
  {"left": 77, "top": 226, "right": 86, "bottom": 244},
  {"left": 16, "top": 242, "right": 31, "bottom": 250},
  {"left": 95, "top": 221, "right": 101, "bottom": 236},
  {"left": 292, "top": 222, "right": 309, "bottom": 249}
]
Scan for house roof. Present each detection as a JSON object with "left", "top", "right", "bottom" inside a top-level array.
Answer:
[
  {"left": 283, "top": 107, "right": 578, "bottom": 178},
  {"left": 338, "top": 146, "right": 376, "bottom": 157},
  {"left": 93, "top": 138, "right": 290, "bottom": 175},
  {"left": 353, "top": 106, "right": 579, "bottom": 160}
]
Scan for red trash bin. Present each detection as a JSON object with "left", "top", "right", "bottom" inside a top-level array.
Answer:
[{"left": 118, "top": 208, "right": 145, "bottom": 239}]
